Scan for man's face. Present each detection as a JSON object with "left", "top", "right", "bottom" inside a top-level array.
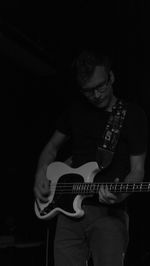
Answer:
[{"left": 80, "top": 66, "right": 114, "bottom": 109}]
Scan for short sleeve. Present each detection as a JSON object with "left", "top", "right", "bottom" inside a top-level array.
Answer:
[{"left": 125, "top": 103, "right": 148, "bottom": 155}]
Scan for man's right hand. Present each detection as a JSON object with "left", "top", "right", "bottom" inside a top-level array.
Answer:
[{"left": 34, "top": 166, "right": 50, "bottom": 202}]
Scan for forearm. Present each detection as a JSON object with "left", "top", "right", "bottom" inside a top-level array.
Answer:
[
  {"left": 124, "top": 168, "right": 144, "bottom": 183},
  {"left": 36, "top": 130, "right": 68, "bottom": 172},
  {"left": 120, "top": 169, "right": 145, "bottom": 201},
  {"left": 37, "top": 144, "right": 57, "bottom": 171}
]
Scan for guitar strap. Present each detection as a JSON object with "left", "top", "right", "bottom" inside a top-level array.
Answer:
[{"left": 96, "top": 99, "right": 127, "bottom": 169}]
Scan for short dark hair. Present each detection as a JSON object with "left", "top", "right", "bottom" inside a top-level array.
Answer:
[{"left": 76, "top": 49, "right": 112, "bottom": 86}]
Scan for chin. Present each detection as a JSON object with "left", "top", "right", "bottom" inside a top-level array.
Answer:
[
  {"left": 94, "top": 100, "right": 108, "bottom": 109},
  {"left": 97, "top": 102, "right": 106, "bottom": 108}
]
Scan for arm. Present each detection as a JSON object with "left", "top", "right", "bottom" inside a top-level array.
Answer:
[
  {"left": 99, "top": 152, "right": 146, "bottom": 204},
  {"left": 117, "top": 152, "right": 146, "bottom": 201},
  {"left": 99, "top": 104, "right": 148, "bottom": 205},
  {"left": 124, "top": 153, "right": 145, "bottom": 183},
  {"left": 34, "top": 130, "right": 68, "bottom": 202},
  {"left": 37, "top": 130, "right": 68, "bottom": 169}
]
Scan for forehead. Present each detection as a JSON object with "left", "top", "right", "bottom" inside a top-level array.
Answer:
[{"left": 83, "top": 65, "right": 108, "bottom": 89}]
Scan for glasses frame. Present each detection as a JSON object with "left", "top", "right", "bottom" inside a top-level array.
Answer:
[{"left": 80, "top": 73, "right": 110, "bottom": 98}]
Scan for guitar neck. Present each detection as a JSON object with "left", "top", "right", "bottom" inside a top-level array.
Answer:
[{"left": 72, "top": 182, "right": 150, "bottom": 194}]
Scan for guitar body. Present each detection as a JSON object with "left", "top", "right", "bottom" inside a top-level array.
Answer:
[
  {"left": 35, "top": 161, "right": 150, "bottom": 221},
  {"left": 35, "top": 161, "right": 100, "bottom": 220}
]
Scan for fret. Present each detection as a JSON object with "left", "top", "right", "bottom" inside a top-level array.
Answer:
[
  {"left": 134, "top": 184, "right": 141, "bottom": 191},
  {"left": 108, "top": 183, "right": 149, "bottom": 192},
  {"left": 72, "top": 184, "right": 77, "bottom": 192},
  {"left": 121, "top": 184, "right": 127, "bottom": 192},
  {"left": 84, "top": 183, "right": 90, "bottom": 194},
  {"left": 72, "top": 182, "right": 150, "bottom": 194},
  {"left": 109, "top": 183, "right": 112, "bottom": 191},
  {"left": 126, "top": 184, "right": 128, "bottom": 192},
  {"left": 77, "top": 184, "right": 81, "bottom": 191},
  {"left": 114, "top": 184, "right": 117, "bottom": 192},
  {"left": 120, "top": 183, "right": 123, "bottom": 192},
  {"left": 81, "top": 184, "right": 84, "bottom": 193},
  {"left": 86, "top": 183, "right": 90, "bottom": 193},
  {"left": 90, "top": 183, "right": 97, "bottom": 193},
  {"left": 109, "top": 184, "right": 116, "bottom": 191},
  {"left": 82, "top": 184, "right": 86, "bottom": 193}
]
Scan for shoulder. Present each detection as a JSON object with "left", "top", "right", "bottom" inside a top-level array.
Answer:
[
  {"left": 125, "top": 101, "right": 148, "bottom": 124},
  {"left": 126, "top": 101, "right": 145, "bottom": 113},
  {"left": 121, "top": 101, "right": 148, "bottom": 154}
]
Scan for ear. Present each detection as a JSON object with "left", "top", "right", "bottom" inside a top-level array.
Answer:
[{"left": 109, "top": 70, "right": 115, "bottom": 84}]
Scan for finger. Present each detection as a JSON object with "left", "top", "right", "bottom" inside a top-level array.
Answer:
[
  {"left": 102, "top": 185, "right": 112, "bottom": 199},
  {"left": 100, "top": 184, "right": 111, "bottom": 202},
  {"left": 37, "top": 179, "right": 50, "bottom": 193},
  {"left": 105, "top": 185, "right": 111, "bottom": 196},
  {"left": 34, "top": 182, "right": 50, "bottom": 197},
  {"left": 41, "top": 183, "right": 50, "bottom": 194},
  {"left": 99, "top": 193, "right": 115, "bottom": 204},
  {"left": 107, "top": 191, "right": 117, "bottom": 200},
  {"left": 100, "top": 184, "right": 106, "bottom": 196},
  {"left": 34, "top": 187, "right": 49, "bottom": 202},
  {"left": 99, "top": 189, "right": 107, "bottom": 203},
  {"left": 100, "top": 185, "right": 117, "bottom": 203},
  {"left": 99, "top": 184, "right": 118, "bottom": 204}
]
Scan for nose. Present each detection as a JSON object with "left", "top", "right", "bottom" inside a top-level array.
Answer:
[{"left": 94, "top": 89, "right": 101, "bottom": 98}]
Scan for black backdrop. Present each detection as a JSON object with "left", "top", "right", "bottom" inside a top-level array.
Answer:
[{"left": 0, "top": 3, "right": 150, "bottom": 265}]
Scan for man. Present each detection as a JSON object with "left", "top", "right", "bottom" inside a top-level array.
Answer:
[{"left": 34, "top": 50, "right": 147, "bottom": 266}]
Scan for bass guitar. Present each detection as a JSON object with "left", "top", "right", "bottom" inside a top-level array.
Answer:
[{"left": 35, "top": 161, "right": 150, "bottom": 220}]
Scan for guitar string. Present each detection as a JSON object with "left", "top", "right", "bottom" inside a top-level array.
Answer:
[
  {"left": 48, "top": 184, "right": 150, "bottom": 193},
  {"left": 48, "top": 184, "right": 150, "bottom": 190},
  {"left": 48, "top": 182, "right": 150, "bottom": 186},
  {"left": 43, "top": 182, "right": 150, "bottom": 194},
  {"left": 46, "top": 190, "right": 149, "bottom": 194},
  {"left": 48, "top": 183, "right": 150, "bottom": 189}
]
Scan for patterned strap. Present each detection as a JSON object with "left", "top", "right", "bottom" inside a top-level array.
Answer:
[
  {"left": 102, "top": 99, "right": 127, "bottom": 152},
  {"left": 96, "top": 99, "right": 127, "bottom": 169}
]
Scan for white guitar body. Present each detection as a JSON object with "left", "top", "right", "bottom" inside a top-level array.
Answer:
[
  {"left": 35, "top": 161, "right": 150, "bottom": 221},
  {"left": 35, "top": 161, "right": 100, "bottom": 220}
]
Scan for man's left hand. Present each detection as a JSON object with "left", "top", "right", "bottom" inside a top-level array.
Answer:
[{"left": 98, "top": 178, "right": 125, "bottom": 204}]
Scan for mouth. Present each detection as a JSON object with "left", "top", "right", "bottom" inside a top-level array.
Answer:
[{"left": 93, "top": 99, "right": 104, "bottom": 105}]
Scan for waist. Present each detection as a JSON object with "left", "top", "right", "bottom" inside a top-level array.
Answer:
[{"left": 82, "top": 195, "right": 126, "bottom": 210}]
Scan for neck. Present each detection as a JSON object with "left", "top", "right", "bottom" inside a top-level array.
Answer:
[{"left": 105, "top": 95, "right": 117, "bottom": 112}]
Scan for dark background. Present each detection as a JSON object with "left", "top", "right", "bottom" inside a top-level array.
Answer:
[{"left": 0, "top": 3, "right": 150, "bottom": 266}]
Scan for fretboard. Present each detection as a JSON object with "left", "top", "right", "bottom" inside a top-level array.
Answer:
[{"left": 72, "top": 182, "right": 150, "bottom": 194}]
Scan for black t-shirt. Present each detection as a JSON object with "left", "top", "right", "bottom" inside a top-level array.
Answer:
[{"left": 55, "top": 96, "right": 148, "bottom": 207}]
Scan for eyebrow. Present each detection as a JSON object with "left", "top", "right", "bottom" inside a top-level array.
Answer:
[{"left": 83, "top": 80, "right": 107, "bottom": 91}]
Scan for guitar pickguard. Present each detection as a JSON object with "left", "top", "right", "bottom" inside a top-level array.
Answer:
[{"left": 39, "top": 174, "right": 84, "bottom": 217}]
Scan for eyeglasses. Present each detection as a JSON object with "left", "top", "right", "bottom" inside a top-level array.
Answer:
[{"left": 80, "top": 76, "right": 110, "bottom": 97}]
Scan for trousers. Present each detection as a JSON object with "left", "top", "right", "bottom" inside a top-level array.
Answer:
[{"left": 54, "top": 205, "right": 129, "bottom": 266}]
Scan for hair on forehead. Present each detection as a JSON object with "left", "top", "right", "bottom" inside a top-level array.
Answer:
[{"left": 76, "top": 49, "right": 112, "bottom": 86}]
